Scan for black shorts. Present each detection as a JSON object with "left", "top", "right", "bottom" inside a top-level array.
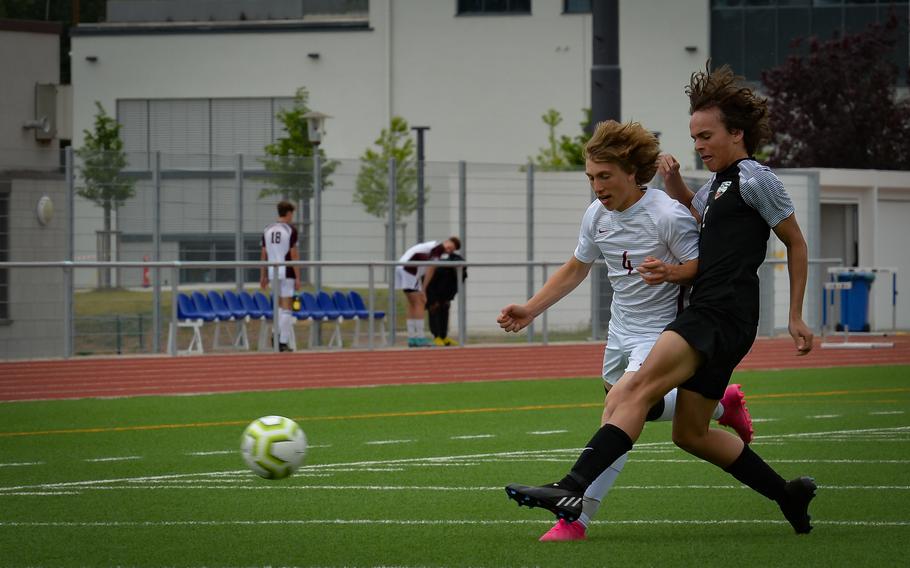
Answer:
[{"left": 664, "top": 306, "right": 758, "bottom": 400}]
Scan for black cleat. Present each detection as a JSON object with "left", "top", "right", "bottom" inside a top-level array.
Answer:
[
  {"left": 278, "top": 343, "right": 291, "bottom": 352},
  {"left": 505, "top": 483, "right": 583, "bottom": 522},
  {"left": 778, "top": 476, "right": 817, "bottom": 534}
]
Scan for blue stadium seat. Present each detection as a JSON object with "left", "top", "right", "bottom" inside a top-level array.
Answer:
[
  {"left": 347, "top": 291, "right": 386, "bottom": 346},
  {"left": 219, "top": 290, "right": 251, "bottom": 350},
  {"left": 177, "top": 292, "right": 209, "bottom": 321},
  {"left": 192, "top": 291, "right": 235, "bottom": 350},
  {"left": 302, "top": 291, "right": 342, "bottom": 348},
  {"left": 222, "top": 290, "right": 248, "bottom": 320},
  {"left": 239, "top": 290, "right": 263, "bottom": 320},
  {"left": 332, "top": 291, "right": 357, "bottom": 320},
  {"left": 316, "top": 291, "right": 343, "bottom": 320},
  {"left": 300, "top": 292, "right": 325, "bottom": 320},
  {"left": 349, "top": 290, "right": 386, "bottom": 320},
  {"left": 169, "top": 292, "right": 208, "bottom": 355},
  {"left": 292, "top": 293, "right": 311, "bottom": 321},
  {"left": 253, "top": 291, "right": 274, "bottom": 319},
  {"left": 207, "top": 291, "right": 234, "bottom": 321}
]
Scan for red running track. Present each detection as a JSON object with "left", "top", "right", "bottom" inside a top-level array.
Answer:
[{"left": 0, "top": 336, "right": 908, "bottom": 402}]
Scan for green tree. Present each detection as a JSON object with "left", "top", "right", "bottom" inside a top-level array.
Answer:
[
  {"left": 75, "top": 102, "right": 136, "bottom": 288},
  {"left": 530, "top": 108, "right": 589, "bottom": 171},
  {"left": 260, "top": 87, "right": 338, "bottom": 281},
  {"left": 354, "top": 116, "right": 424, "bottom": 228},
  {"left": 761, "top": 14, "right": 910, "bottom": 169}
]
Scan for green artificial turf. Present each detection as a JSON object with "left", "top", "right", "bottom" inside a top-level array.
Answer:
[{"left": 1, "top": 365, "right": 908, "bottom": 567}]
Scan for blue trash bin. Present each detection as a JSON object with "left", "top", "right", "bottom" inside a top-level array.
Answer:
[{"left": 837, "top": 272, "right": 875, "bottom": 332}]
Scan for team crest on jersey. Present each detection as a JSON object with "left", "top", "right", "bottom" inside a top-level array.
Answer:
[{"left": 715, "top": 181, "right": 732, "bottom": 199}]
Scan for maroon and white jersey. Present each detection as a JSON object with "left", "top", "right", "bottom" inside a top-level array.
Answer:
[
  {"left": 574, "top": 188, "right": 699, "bottom": 336},
  {"left": 261, "top": 222, "right": 298, "bottom": 280},
  {"left": 399, "top": 240, "right": 446, "bottom": 278}
]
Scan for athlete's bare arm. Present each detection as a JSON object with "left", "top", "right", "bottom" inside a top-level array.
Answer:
[
  {"left": 658, "top": 154, "right": 701, "bottom": 223},
  {"left": 637, "top": 257, "right": 698, "bottom": 286},
  {"left": 772, "top": 214, "right": 813, "bottom": 355},
  {"left": 290, "top": 244, "right": 300, "bottom": 291},
  {"left": 498, "top": 256, "right": 593, "bottom": 332},
  {"left": 259, "top": 246, "right": 268, "bottom": 289}
]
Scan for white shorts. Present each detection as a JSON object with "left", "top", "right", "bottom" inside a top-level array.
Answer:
[
  {"left": 602, "top": 329, "right": 660, "bottom": 386},
  {"left": 269, "top": 278, "right": 296, "bottom": 299},
  {"left": 395, "top": 266, "right": 421, "bottom": 291}
]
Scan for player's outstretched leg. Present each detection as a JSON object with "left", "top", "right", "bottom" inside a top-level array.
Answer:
[
  {"left": 778, "top": 476, "right": 817, "bottom": 534},
  {"left": 539, "top": 519, "right": 587, "bottom": 542},
  {"left": 718, "top": 383, "right": 754, "bottom": 443},
  {"left": 504, "top": 481, "right": 584, "bottom": 522}
]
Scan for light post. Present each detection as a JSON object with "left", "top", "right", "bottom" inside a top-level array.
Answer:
[
  {"left": 302, "top": 111, "right": 330, "bottom": 292},
  {"left": 411, "top": 125, "right": 429, "bottom": 242}
]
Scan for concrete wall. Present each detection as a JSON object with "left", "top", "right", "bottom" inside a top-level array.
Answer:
[
  {"left": 0, "top": 23, "right": 61, "bottom": 170},
  {"left": 0, "top": 176, "right": 68, "bottom": 360},
  {"left": 0, "top": 22, "right": 67, "bottom": 360}
]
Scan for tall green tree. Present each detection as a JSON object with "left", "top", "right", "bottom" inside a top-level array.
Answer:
[
  {"left": 354, "top": 116, "right": 424, "bottom": 244},
  {"left": 76, "top": 101, "right": 136, "bottom": 288},
  {"left": 762, "top": 14, "right": 910, "bottom": 169},
  {"left": 530, "top": 108, "right": 589, "bottom": 171},
  {"left": 260, "top": 87, "right": 338, "bottom": 282}
]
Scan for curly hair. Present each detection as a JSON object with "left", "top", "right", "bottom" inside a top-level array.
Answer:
[
  {"left": 686, "top": 63, "right": 771, "bottom": 156},
  {"left": 584, "top": 120, "right": 660, "bottom": 186}
]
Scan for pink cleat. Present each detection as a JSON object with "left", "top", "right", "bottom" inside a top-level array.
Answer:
[
  {"left": 539, "top": 519, "right": 587, "bottom": 542},
  {"left": 719, "top": 383, "right": 754, "bottom": 444}
]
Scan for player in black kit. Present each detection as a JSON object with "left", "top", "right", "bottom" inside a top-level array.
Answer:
[{"left": 504, "top": 64, "right": 817, "bottom": 534}]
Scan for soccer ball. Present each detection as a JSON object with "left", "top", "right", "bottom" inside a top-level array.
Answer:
[{"left": 240, "top": 415, "right": 308, "bottom": 479}]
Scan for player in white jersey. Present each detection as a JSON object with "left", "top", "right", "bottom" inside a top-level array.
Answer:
[
  {"left": 497, "top": 120, "right": 753, "bottom": 541},
  {"left": 396, "top": 236, "right": 461, "bottom": 347},
  {"left": 260, "top": 201, "right": 300, "bottom": 352}
]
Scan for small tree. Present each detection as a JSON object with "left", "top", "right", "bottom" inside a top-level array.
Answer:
[
  {"left": 762, "top": 14, "right": 910, "bottom": 169},
  {"left": 530, "top": 108, "right": 589, "bottom": 170},
  {"left": 76, "top": 102, "right": 136, "bottom": 288},
  {"left": 354, "top": 116, "right": 424, "bottom": 250},
  {"left": 260, "top": 87, "right": 338, "bottom": 282}
]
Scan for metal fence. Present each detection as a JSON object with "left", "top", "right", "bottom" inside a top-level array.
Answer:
[
  {"left": 0, "top": 146, "right": 847, "bottom": 359},
  {"left": 0, "top": 256, "right": 844, "bottom": 360}
]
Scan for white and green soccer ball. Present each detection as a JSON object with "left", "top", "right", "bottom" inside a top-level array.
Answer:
[{"left": 240, "top": 415, "right": 308, "bottom": 479}]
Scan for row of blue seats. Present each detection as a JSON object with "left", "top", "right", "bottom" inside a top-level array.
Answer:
[{"left": 177, "top": 289, "right": 385, "bottom": 323}]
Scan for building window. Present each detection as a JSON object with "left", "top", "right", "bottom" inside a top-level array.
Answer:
[
  {"left": 179, "top": 237, "right": 261, "bottom": 285},
  {"left": 564, "top": 0, "right": 592, "bottom": 13},
  {"left": 710, "top": 0, "right": 908, "bottom": 85},
  {"left": 0, "top": 188, "right": 8, "bottom": 320},
  {"left": 457, "top": 0, "right": 531, "bottom": 15}
]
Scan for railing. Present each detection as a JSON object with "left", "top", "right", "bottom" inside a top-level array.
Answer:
[{"left": 1, "top": 257, "right": 845, "bottom": 360}]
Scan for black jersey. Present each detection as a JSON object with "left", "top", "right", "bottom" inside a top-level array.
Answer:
[{"left": 689, "top": 159, "right": 795, "bottom": 325}]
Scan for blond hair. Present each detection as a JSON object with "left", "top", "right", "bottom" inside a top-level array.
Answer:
[{"left": 584, "top": 120, "right": 660, "bottom": 185}]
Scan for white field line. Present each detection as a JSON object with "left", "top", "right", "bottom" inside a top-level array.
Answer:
[
  {"left": 450, "top": 434, "right": 495, "bottom": 440},
  {"left": 84, "top": 456, "right": 142, "bottom": 463},
  {"left": 808, "top": 414, "right": 842, "bottom": 419},
  {"left": 0, "top": 519, "right": 907, "bottom": 528},
  {"left": 6, "top": 483, "right": 908, "bottom": 493},
  {"left": 1, "top": 425, "right": 908, "bottom": 494},
  {"left": 869, "top": 411, "right": 904, "bottom": 415},
  {"left": 365, "top": 439, "right": 413, "bottom": 445},
  {"left": 0, "top": 462, "right": 44, "bottom": 468},
  {"left": 527, "top": 430, "right": 568, "bottom": 435}
]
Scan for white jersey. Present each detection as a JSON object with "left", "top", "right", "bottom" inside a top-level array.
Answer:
[
  {"left": 575, "top": 188, "right": 699, "bottom": 336},
  {"left": 398, "top": 240, "right": 446, "bottom": 279},
  {"left": 261, "top": 222, "right": 298, "bottom": 280}
]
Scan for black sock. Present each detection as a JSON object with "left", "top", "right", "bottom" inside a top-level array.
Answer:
[
  {"left": 558, "top": 423, "right": 633, "bottom": 491},
  {"left": 645, "top": 398, "right": 665, "bottom": 422},
  {"left": 724, "top": 445, "right": 787, "bottom": 502}
]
